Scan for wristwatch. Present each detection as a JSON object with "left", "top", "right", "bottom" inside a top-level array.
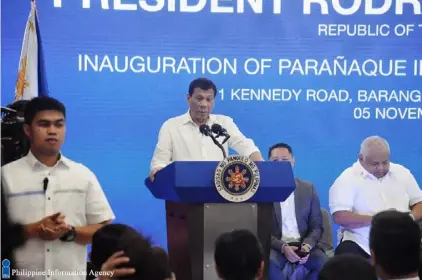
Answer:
[{"left": 60, "top": 226, "right": 76, "bottom": 242}]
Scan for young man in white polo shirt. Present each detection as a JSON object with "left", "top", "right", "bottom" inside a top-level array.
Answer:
[
  {"left": 2, "top": 97, "right": 115, "bottom": 279},
  {"left": 329, "top": 135, "right": 422, "bottom": 258}
]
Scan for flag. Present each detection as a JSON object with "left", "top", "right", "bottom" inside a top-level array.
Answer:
[{"left": 14, "top": 0, "right": 49, "bottom": 101}]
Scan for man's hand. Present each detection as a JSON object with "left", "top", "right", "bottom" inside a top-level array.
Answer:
[
  {"left": 99, "top": 251, "right": 135, "bottom": 280},
  {"left": 149, "top": 167, "right": 163, "bottom": 182},
  {"left": 282, "top": 245, "right": 301, "bottom": 263},
  {"left": 38, "top": 212, "right": 71, "bottom": 241},
  {"left": 298, "top": 254, "right": 310, "bottom": 265},
  {"left": 298, "top": 243, "right": 311, "bottom": 264},
  {"left": 39, "top": 223, "right": 71, "bottom": 241}
]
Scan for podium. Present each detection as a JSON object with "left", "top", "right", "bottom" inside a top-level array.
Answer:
[{"left": 145, "top": 160, "right": 295, "bottom": 280}]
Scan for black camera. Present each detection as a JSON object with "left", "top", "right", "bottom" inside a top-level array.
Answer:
[{"left": 1, "top": 100, "right": 30, "bottom": 166}]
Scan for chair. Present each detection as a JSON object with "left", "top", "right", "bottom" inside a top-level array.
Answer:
[{"left": 319, "top": 208, "right": 334, "bottom": 257}]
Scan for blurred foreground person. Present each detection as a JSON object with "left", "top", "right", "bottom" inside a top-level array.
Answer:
[
  {"left": 318, "top": 254, "right": 377, "bottom": 280},
  {"left": 214, "top": 229, "right": 264, "bottom": 280},
  {"left": 370, "top": 210, "right": 420, "bottom": 280},
  {"left": 91, "top": 223, "right": 174, "bottom": 280}
]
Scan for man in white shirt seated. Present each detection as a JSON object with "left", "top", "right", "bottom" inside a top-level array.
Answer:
[
  {"left": 269, "top": 143, "right": 328, "bottom": 280},
  {"left": 2, "top": 97, "right": 115, "bottom": 280},
  {"left": 329, "top": 135, "right": 422, "bottom": 259},
  {"left": 149, "top": 77, "right": 263, "bottom": 180},
  {"left": 370, "top": 210, "right": 420, "bottom": 280}
]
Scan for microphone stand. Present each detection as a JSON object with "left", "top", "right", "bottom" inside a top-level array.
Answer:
[
  {"left": 209, "top": 134, "right": 227, "bottom": 159},
  {"left": 222, "top": 135, "right": 230, "bottom": 145}
]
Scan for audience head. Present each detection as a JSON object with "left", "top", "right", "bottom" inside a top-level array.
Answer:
[
  {"left": 268, "top": 143, "right": 295, "bottom": 167},
  {"left": 318, "top": 254, "right": 377, "bottom": 280},
  {"left": 358, "top": 136, "right": 390, "bottom": 178},
  {"left": 370, "top": 210, "right": 420, "bottom": 279},
  {"left": 214, "top": 229, "right": 264, "bottom": 280},
  {"left": 23, "top": 96, "right": 66, "bottom": 156},
  {"left": 91, "top": 223, "right": 171, "bottom": 279}
]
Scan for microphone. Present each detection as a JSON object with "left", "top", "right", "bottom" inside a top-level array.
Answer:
[
  {"left": 199, "top": 124, "right": 212, "bottom": 136},
  {"left": 43, "top": 178, "right": 49, "bottom": 192},
  {"left": 211, "top": 123, "right": 230, "bottom": 145},
  {"left": 199, "top": 124, "right": 227, "bottom": 158}
]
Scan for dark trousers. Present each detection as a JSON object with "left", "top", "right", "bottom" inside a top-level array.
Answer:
[
  {"left": 269, "top": 248, "right": 328, "bottom": 280},
  {"left": 334, "top": 240, "right": 370, "bottom": 259}
]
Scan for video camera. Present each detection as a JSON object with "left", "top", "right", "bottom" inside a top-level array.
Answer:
[{"left": 1, "top": 100, "right": 30, "bottom": 166}]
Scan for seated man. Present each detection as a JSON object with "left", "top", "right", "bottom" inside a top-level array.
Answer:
[
  {"left": 329, "top": 136, "right": 422, "bottom": 258},
  {"left": 269, "top": 143, "right": 328, "bottom": 280}
]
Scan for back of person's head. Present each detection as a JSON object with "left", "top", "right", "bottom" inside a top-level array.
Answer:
[
  {"left": 318, "top": 254, "right": 377, "bottom": 280},
  {"left": 214, "top": 229, "right": 263, "bottom": 280},
  {"left": 91, "top": 223, "right": 171, "bottom": 280},
  {"left": 370, "top": 210, "right": 421, "bottom": 278},
  {"left": 24, "top": 96, "right": 65, "bottom": 125}
]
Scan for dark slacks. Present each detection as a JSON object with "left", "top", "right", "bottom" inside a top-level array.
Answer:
[
  {"left": 334, "top": 240, "right": 370, "bottom": 259},
  {"left": 269, "top": 247, "right": 328, "bottom": 280}
]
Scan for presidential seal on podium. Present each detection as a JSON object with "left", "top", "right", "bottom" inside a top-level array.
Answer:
[{"left": 214, "top": 155, "right": 261, "bottom": 202}]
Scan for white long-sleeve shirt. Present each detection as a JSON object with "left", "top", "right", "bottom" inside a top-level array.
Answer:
[{"left": 150, "top": 111, "right": 260, "bottom": 171}]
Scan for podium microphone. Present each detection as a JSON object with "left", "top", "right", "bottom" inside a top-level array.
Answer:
[
  {"left": 199, "top": 124, "right": 227, "bottom": 158},
  {"left": 211, "top": 123, "right": 230, "bottom": 145}
]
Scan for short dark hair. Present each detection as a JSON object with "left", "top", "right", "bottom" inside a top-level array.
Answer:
[
  {"left": 214, "top": 229, "right": 263, "bottom": 280},
  {"left": 188, "top": 78, "right": 217, "bottom": 96},
  {"left": 24, "top": 96, "right": 66, "bottom": 125},
  {"left": 370, "top": 210, "right": 421, "bottom": 277},
  {"left": 91, "top": 224, "right": 169, "bottom": 280},
  {"left": 318, "top": 254, "right": 377, "bottom": 280},
  {"left": 268, "top": 143, "right": 293, "bottom": 159}
]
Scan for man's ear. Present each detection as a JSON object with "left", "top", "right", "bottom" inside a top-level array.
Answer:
[
  {"left": 358, "top": 153, "right": 364, "bottom": 163},
  {"left": 370, "top": 249, "right": 376, "bottom": 266},
  {"left": 215, "top": 265, "right": 223, "bottom": 279},
  {"left": 23, "top": 124, "right": 31, "bottom": 138},
  {"left": 257, "top": 260, "right": 265, "bottom": 280},
  {"left": 291, "top": 156, "right": 296, "bottom": 167}
]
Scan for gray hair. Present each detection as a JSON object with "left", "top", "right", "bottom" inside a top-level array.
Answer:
[{"left": 360, "top": 136, "right": 390, "bottom": 156}]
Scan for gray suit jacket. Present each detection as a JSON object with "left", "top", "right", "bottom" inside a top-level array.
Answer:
[{"left": 271, "top": 178, "right": 324, "bottom": 252}]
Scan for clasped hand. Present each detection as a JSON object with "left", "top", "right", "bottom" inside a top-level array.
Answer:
[
  {"left": 37, "top": 212, "right": 71, "bottom": 241},
  {"left": 283, "top": 244, "right": 310, "bottom": 265}
]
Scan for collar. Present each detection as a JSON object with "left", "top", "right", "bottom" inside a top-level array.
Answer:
[
  {"left": 180, "top": 110, "right": 217, "bottom": 126},
  {"left": 26, "top": 150, "right": 71, "bottom": 170},
  {"left": 353, "top": 160, "right": 391, "bottom": 180}
]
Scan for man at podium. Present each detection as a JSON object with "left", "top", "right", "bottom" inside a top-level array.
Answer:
[{"left": 149, "top": 77, "right": 263, "bottom": 180}]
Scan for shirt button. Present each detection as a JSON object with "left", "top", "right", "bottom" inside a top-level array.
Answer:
[
  {"left": 46, "top": 249, "right": 50, "bottom": 252},
  {"left": 48, "top": 197, "right": 51, "bottom": 200}
]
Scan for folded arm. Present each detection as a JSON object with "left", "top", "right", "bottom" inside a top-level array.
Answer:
[
  {"left": 329, "top": 173, "right": 371, "bottom": 229},
  {"left": 332, "top": 211, "right": 372, "bottom": 229}
]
